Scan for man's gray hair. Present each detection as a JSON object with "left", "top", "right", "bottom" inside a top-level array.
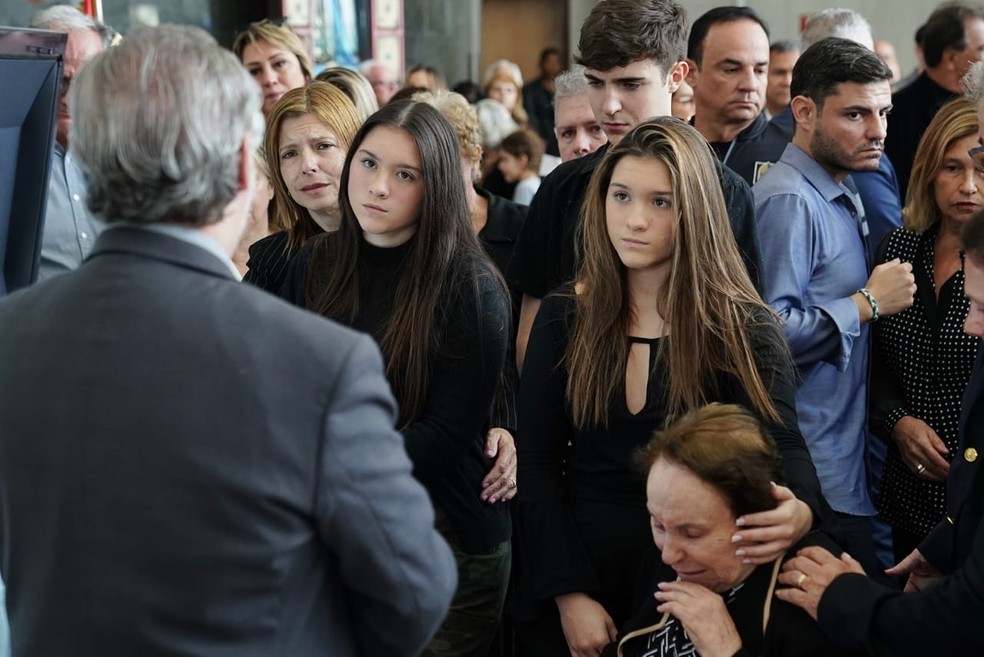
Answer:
[
  {"left": 554, "top": 65, "right": 590, "bottom": 101},
  {"left": 801, "top": 8, "right": 874, "bottom": 51},
  {"left": 964, "top": 60, "right": 984, "bottom": 103},
  {"left": 29, "top": 4, "right": 113, "bottom": 47},
  {"left": 69, "top": 25, "right": 263, "bottom": 226}
]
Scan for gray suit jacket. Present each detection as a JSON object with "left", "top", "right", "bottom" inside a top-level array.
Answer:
[{"left": 0, "top": 226, "right": 456, "bottom": 656}]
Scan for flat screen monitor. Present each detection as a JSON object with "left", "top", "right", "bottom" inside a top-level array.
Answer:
[{"left": 0, "top": 27, "right": 65, "bottom": 296}]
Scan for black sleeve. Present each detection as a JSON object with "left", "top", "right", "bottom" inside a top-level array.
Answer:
[
  {"left": 719, "top": 162, "right": 765, "bottom": 297},
  {"left": 514, "top": 293, "right": 598, "bottom": 603},
  {"left": 278, "top": 239, "right": 312, "bottom": 307},
  {"left": 402, "top": 273, "right": 509, "bottom": 483},
  {"left": 817, "top": 513, "right": 984, "bottom": 655},
  {"left": 506, "top": 168, "right": 563, "bottom": 298},
  {"left": 737, "top": 314, "right": 828, "bottom": 525}
]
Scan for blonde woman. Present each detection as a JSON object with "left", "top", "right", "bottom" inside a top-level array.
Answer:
[{"left": 233, "top": 19, "right": 312, "bottom": 116}]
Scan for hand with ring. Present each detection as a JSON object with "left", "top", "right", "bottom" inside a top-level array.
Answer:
[
  {"left": 480, "top": 428, "right": 518, "bottom": 504},
  {"left": 915, "top": 463, "right": 926, "bottom": 476}
]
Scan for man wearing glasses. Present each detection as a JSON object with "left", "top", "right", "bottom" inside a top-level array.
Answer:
[{"left": 28, "top": 5, "right": 108, "bottom": 282}]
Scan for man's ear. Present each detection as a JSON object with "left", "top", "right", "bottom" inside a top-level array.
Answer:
[
  {"left": 683, "top": 58, "right": 697, "bottom": 89},
  {"left": 238, "top": 138, "right": 252, "bottom": 193},
  {"left": 790, "top": 95, "right": 816, "bottom": 132}
]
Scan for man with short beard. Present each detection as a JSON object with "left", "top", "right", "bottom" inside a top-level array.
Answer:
[{"left": 754, "top": 37, "right": 916, "bottom": 582}]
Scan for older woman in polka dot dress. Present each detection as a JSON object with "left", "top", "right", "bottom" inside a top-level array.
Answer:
[{"left": 870, "top": 97, "right": 983, "bottom": 562}]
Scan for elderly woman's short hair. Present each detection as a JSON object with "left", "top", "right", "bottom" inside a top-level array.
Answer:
[
  {"left": 70, "top": 25, "right": 263, "bottom": 226},
  {"left": 637, "top": 403, "right": 784, "bottom": 517}
]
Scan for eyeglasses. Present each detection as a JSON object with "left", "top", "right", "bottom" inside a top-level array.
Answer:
[{"left": 969, "top": 144, "right": 984, "bottom": 173}]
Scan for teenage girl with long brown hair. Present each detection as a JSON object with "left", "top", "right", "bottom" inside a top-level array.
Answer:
[{"left": 513, "top": 117, "right": 827, "bottom": 656}]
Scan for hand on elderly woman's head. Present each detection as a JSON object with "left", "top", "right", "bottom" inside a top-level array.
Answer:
[
  {"left": 731, "top": 483, "right": 814, "bottom": 564},
  {"left": 654, "top": 581, "right": 743, "bottom": 657},
  {"left": 775, "top": 546, "right": 865, "bottom": 620}
]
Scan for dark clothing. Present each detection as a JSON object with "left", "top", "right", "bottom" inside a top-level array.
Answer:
[
  {"left": 704, "top": 111, "right": 791, "bottom": 186},
  {"left": 506, "top": 144, "right": 764, "bottom": 299},
  {"left": 477, "top": 188, "right": 527, "bottom": 432},
  {"left": 513, "top": 292, "right": 825, "bottom": 634},
  {"left": 870, "top": 225, "right": 980, "bottom": 538},
  {"left": 283, "top": 235, "right": 512, "bottom": 554},
  {"left": 523, "top": 78, "right": 558, "bottom": 156},
  {"left": 242, "top": 230, "right": 294, "bottom": 294},
  {"left": 607, "top": 532, "right": 858, "bottom": 657},
  {"left": 817, "top": 347, "right": 984, "bottom": 655},
  {"left": 884, "top": 72, "right": 957, "bottom": 200},
  {"left": 769, "top": 107, "right": 903, "bottom": 259},
  {"left": 0, "top": 226, "right": 457, "bottom": 657}
]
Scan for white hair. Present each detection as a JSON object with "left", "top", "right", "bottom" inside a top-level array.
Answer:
[
  {"left": 554, "top": 65, "right": 590, "bottom": 101},
  {"left": 69, "top": 25, "right": 263, "bottom": 226},
  {"left": 964, "top": 60, "right": 984, "bottom": 104},
  {"left": 483, "top": 59, "right": 524, "bottom": 89},
  {"left": 475, "top": 98, "right": 520, "bottom": 149},
  {"left": 29, "top": 4, "right": 113, "bottom": 47},
  {"left": 801, "top": 8, "right": 874, "bottom": 51}
]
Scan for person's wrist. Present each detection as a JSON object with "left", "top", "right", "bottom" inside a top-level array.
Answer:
[{"left": 857, "top": 287, "right": 879, "bottom": 322}]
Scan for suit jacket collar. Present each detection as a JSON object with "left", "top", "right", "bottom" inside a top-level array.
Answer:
[{"left": 88, "top": 225, "right": 238, "bottom": 281}]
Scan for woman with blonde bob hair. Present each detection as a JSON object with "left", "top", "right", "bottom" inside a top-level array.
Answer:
[
  {"left": 870, "top": 97, "right": 983, "bottom": 562},
  {"left": 243, "top": 82, "right": 362, "bottom": 293},
  {"left": 513, "top": 117, "right": 825, "bottom": 655}
]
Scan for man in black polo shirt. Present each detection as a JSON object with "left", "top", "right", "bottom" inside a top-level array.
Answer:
[{"left": 686, "top": 6, "right": 791, "bottom": 185}]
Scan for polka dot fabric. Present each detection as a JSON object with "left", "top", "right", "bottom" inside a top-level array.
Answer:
[{"left": 871, "top": 226, "right": 981, "bottom": 537}]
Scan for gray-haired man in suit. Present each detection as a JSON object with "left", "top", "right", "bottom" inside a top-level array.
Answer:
[{"left": 0, "top": 25, "right": 456, "bottom": 657}]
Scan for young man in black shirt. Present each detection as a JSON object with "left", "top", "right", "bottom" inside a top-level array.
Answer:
[{"left": 507, "top": 0, "right": 764, "bottom": 369}]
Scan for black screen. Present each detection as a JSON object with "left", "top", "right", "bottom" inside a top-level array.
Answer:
[{"left": 0, "top": 27, "right": 65, "bottom": 296}]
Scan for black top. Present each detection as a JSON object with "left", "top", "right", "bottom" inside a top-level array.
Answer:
[
  {"left": 513, "top": 292, "right": 825, "bottom": 624},
  {"left": 505, "top": 144, "right": 764, "bottom": 299},
  {"left": 523, "top": 78, "right": 559, "bottom": 156},
  {"left": 242, "top": 231, "right": 293, "bottom": 295},
  {"left": 884, "top": 72, "right": 957, "bottom": 200},
  {"left": 283, "top": 235, "right": 512, "bottom": 553},
  {"left": 870, "top": 225, "right": 980, "bottom": 536},
  {"left": 703, "top": 111, "right": 792, "bottom": 186},
  {"left": 606, "top": 531, "right": 859, "bottom": 657},
  {"left": 477, "top": 187, "right": 527, "bottom": 432}
]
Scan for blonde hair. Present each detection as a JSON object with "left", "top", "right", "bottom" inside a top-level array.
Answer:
[
  {"left": 903, "top": 97, "right": 979, "bottom": 233},
  {"left": 414, "top": 89, "right": 483, "bottom": 165},
  {"left": 484, "top": 71, "right": 529, "bottom": 126},
  {"left": 568, "top": 117, "right": 786, "bottom": 426},
  {"left": 232, "top": 19, "right": 313, "bottom": 81},
  {"left": 316, "top": 66, "right": 379, "bottom": 121},
  {"left": 264, "top": 82, "right": 362, "bottom": 249}
]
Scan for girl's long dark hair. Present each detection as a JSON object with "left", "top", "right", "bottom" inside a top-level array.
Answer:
[{"left": 306, "top": 99, "right": 505, "bottom": 427}]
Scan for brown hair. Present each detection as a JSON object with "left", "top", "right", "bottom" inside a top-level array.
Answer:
[
  {"left": 904, "top": 97, "right": 979, "bottom": 232},
  {"left": 264, "top": 82, "right": 362, "bottom": 250},
  {"left": 637, "top": 403, "right": 784, "bottom": 517},
  {"left": 499, "top": 128, "right": 545, "bottom": 172},
  {"left": 567, "top": 116, "right": 788, "bottom": 427},
  {"left": 576, "top": 0, "right": 688, "bottom": 74}
]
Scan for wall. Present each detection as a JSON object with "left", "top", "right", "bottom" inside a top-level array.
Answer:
[{"left": 403, "top": 0, "right": 479, "bottom": 87}]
